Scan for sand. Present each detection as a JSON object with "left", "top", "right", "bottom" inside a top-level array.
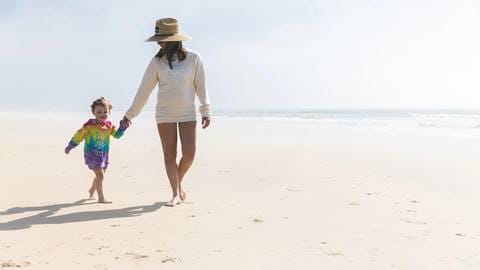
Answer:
[{"left": 1, "top": 112, "right": 480, "bottom": 269}]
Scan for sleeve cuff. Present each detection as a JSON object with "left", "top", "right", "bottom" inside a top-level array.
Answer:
[
  {"left": 118, "top": 121, "right": 129, "bottom": 131},
  {"left": 199, "top": 104, "right": 212, "bottom": 117},
  {"left": 66, "top": 140, "right": 78, "bottom": 150}
]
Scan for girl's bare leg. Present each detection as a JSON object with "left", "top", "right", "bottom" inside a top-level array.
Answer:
[
  {"left": 157, "top": 123, "right": 181, "bottom": 206},
  {"left": 93, "top": 168, "right": 111, "bottom": 203},
  {"left": 178, "top": 121, "right": 197, "bottom": 201}
]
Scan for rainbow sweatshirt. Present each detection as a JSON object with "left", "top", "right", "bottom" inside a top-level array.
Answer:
[{"left": 66, "top": 119, "right": 127, "bottom": 169}]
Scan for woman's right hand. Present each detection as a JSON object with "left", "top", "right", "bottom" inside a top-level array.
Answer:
[{"left": 201, "top": 117, "right": 210, "bottom": 129}]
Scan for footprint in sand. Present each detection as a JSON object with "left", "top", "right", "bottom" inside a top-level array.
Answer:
[
  {"left": 125, "top": 252, "right": 149, "bottom": 259},
  {"left": 402, "top": 235, "right": 426, "bottom": 240},
  {"left": 409, "top": 200, "right": 420, "bottom": 203},
  {"left": 286, "top": 188, "right": 304, "bottom": 192},
  {"left": 420, "top": 230, "right": 431, "bottom": 236},
  {"left": 326, "top": 252, "right": 344, "bottom": 256},
  {"left": 402, "top": 218, "right": 427, "bottom": 225},
  {"left": 135, "top": 254, "right": 149, "bottom": 259},
  {"left": 97, "top": 245, "right": 109, "bottom": 250},
  {"left": 161, "top": 257, "right": 181, "bottom": 263},
  {"left": 253, "top": 218, "right": 264, "bottom": 223},
  {"left": 1, "top": 261, "right": 31, "bottom": 267},
  {"left": 348, "top": 202, "right": 361, "bottom": 206}
]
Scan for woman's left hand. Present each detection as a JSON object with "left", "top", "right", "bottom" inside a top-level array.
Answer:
[{"left": 201, "top": 117, "right": 210, "bottom": 129}]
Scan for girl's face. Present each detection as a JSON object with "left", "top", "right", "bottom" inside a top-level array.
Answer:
[{"left": 92, "top": 105, "right": 110, "bottom": 122}]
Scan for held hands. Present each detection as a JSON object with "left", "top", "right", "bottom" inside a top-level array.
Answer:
[{"left": 121, "top": 116, "right": 132, "bottom": 129}]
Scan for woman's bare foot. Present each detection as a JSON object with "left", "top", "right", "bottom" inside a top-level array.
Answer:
[
  {"left": 180, "top": 190, "right": 187, "bottom": 201},
  {"left": 98, "top": 198, "right": 112, "bottom": 204},
  {"left": 165, "top": 196, "right": 182, "bottom": 207},
  {"left": 88, "top": 188, "right": 96, "bottom": 200}
]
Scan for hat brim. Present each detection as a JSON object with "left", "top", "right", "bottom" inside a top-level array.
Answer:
[{"left": 145, "top": 33, "right": 192, "bottom": 42}]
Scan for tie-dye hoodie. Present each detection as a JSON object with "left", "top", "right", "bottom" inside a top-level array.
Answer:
[{"left": 66, "top": 119, "right": 128, "bottom": 169}]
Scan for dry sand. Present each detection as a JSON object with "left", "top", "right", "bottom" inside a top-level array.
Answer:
[{"left": 1, "top": 112, "right": 479, "bottom": 269}]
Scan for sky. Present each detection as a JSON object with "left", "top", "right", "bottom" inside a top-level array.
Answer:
[{"left": 1, "top": 0, "right": 480, "bottom": 112}]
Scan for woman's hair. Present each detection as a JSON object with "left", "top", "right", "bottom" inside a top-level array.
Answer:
[
  {"left": 155, "top": 41, "right": 187, "bottom": 69},
  {"left": 91, "top": 97, "right": 113, "bottom": 112}
]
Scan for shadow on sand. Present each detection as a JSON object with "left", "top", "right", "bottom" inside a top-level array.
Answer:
[{"left": 0, "top": 199, "right": 163, "bottom": 231}]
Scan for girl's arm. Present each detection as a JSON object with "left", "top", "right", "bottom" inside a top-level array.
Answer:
[
  {"left": 124, "top": 57, "right": 159, "bottom": 121},
  {"left": 111, "top": 120, "right": 128, "bottom": 139},
  {"left": 65, "top": 127, "right": 86, "bottom": 154}
]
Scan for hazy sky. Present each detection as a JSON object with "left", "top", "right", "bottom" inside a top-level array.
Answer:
[{"left": 1, "top": 0, "right": 480, "bottom": 111}]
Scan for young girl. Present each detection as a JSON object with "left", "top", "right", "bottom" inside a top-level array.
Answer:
[{"left": 65, "top": 97, "right": 128, "bottom": 203}]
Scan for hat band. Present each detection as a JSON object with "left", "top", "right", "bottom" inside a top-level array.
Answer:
[{"left": 155, "top": 33, "right": 176, "bottom": 37}]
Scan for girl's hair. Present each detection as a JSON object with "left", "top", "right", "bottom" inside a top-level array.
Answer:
[
  {"left": 91, "top": 97, "right": 113, "bottom": 112},
  {"left": 155, "top": 41, "right": 187, "bottom": 69}
]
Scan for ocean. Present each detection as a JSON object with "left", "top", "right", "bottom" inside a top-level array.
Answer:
[
  {"left": 2, "top": 109, "right": 480, "bottom": 131},
  {"left": 214, "top": 109, "right": 480, "bottom": 131}
]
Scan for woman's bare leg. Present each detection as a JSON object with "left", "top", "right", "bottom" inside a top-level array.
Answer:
[
  {"left": 88, "top": 179, "right": 96, "bottom": 200},
  {"left": 157, "top": 123, "right": 181, "bottom": 206},
  {"left": 178, "top": 121, "right": 197, "bottom": 201}
]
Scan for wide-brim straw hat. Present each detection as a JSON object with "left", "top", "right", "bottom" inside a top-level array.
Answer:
[{"left": 145, "top": 18, "right": 192, "bottom": 42}]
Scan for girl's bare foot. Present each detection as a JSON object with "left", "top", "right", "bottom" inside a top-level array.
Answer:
[
  {"left": 180, "top": 190, "right": 187, "bottom": 201},
  {"left": 165, "top": 196, "right": 182, "bottom": 207}
]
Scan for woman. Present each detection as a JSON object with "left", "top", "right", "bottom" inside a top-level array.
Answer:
[{"left": 122, "top": 18, "right": 212, "bottom": 207}]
